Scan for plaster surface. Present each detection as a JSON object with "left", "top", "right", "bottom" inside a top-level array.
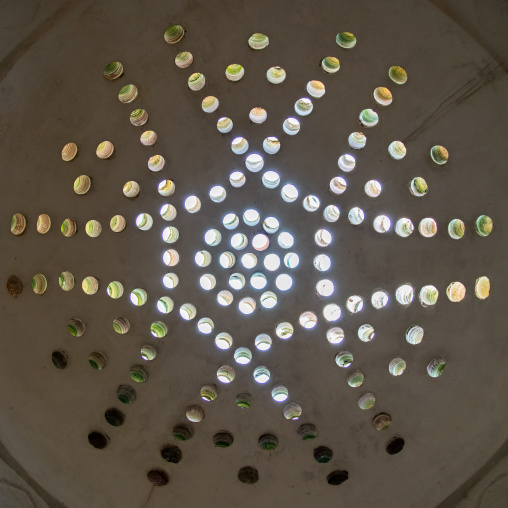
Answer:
[{"left": 0, "top": 1, "right": 507, "bottom": 507}]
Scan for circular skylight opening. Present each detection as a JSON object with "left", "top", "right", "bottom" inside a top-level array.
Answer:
[
  {"left": 264, "top": 253, "right": 281, "bottom": 271},
  {"left": 229, "top": 273, "right": 246, "bottom": 290},
  {"left": 348, "top": 207, "right": 365, "bottom": 225},
  {"left": 243, "top": 209, "right": 260, "bottom": 226},
  {"left": 330, "top": 177, "right": 347, "bottom": 194},
  {"left": 314, "top": 254, "right": 331, "bottom": 271},
  {"left": 250, "top": 272, "right": 267, "bottom": 290},
  {"left": 267, "top": 66, "right": 286, "bottom": 84},
  {"left": 388, "top": 141, "right": 406, "bottom": 159},
  {"left": 219, "top": 251, "right": 236, "bottom": 268},
  {"left": 199, "top": 274, "right": 216, "bottom": 291},
  {"left": 198, "top": 318, "right": 214, "bottom": 334},
  {"left": 157, "top": 297, "right": 174, "bottom": 314},
  {"left": 234, "top": 347, "right": 252, "bottom": 365},
  {"left": 276, "top": 322, "right": 294, "bottom": 340},
  {"left": 241, "top": 253, "right": 258, "bottom": 269},
  {"left": 262, "top": 171, "right": 280, "bottom": 188},
  {"left": 163, "top": 273, "right": 179, "bottom": 289},
  {"left": 209, "top": 185, "right": 226, "bottom": 202},
  {"left": 231, "top": 233, "right": 248, "bottom": 250},
  {"left": 447, "top": 281, "right": 466, "bottom": 302},
  {"left": 252, "top": 234, "right": 270, "bottom": 251},
  {"left": 204, "top": 229, "right": 222, "bottom": 246},
  {"left": 263, "top": 137, "right": 280, "bottom": 154},
  {"left": 395, "top": 218, "right": 414, "bottom": 237},
  {"left": 136, "top": 213, "right": 153, "bottom": 231},
  {"left": 148, "top": 155, "right": 165, "bottom": 172},
  {"left": 255, "top": 334, "right": 272, "bottom": 351},
  {"left": 231, "top": 137, "right": 249, "bottom": 154},
  {"left": 239, "top": 297, "right": 256, "bottom": 315},
  {"left": 299, "top": 311, "right": 317, "bottom": 329},
  {"left": 245, "top": 153, "right": 264, "bottom": 172},
  {"left": 323, "top": 304, "right": 341, "bottom": 321},
  {"left": 316, "top": 279, "right": 334, "bottom": 297},
  {"left": 195, "top": 250, "right": 212, "bottom": 267},
  {"left": 180, "top": 303, "right": 197, "bottom": 320},
  {"left": 406, "top": 325, "right": 424, "bottom": 345},
  {"left": 283, "top": 117, "right": 300, "bottom": 135},
  {"left": 358, "top": 324, "right": 375, "bottom": 342},
  {"left": 249, "top": 107, "right": 267, "bottom": 124},
  {"left": 217, "top": 365, "right": 235, "bottom": 383},
  {"left": 263, "top": 216, "right": 280, "bottom": 233},
  {"left": 389, "top": 358, "right": 406, "bottom": 376},
  {"left": 281, "top": 184, "right": 298, "bottom": 202},
  {"left": 229, "top": 171, "right": 246, "bottom": 187},
  {"left": 359, "top": 108, "right": 379, "bottom": 127},
  {"left": 284, "top": 252, "right": 299, "bottom": 269},
  {"left": 217, "top": 117, "right": 233, "bottom": 133},
  {"left": 130, "top": 289, "right": 147, "bottom": 306},
  {"left": 162, "top": 226, "right": 179, "bottom": 243},
  {"left": 335, "top": 351, "right": 353, "bottom": 368},
  {"left": 260, "top": 291, "right": 277, "bottom": 309},
  {"left": 448, "top": 219, "right": 465, "bottom": 239},
  {"left": 365, "top": 180, "right": 382, "bottom": 197},
  {"left": 410, "top": 177, "right": 428, "bottom": 197},
  {"left": 307, "top": 80, "right": 325, "bottom": 98},
  {"left": 217, "top": 290, "right": 234, "bottom": 306},
  {"left": 327, "top": 327, "right": 344, "bottom": 344},
  {"left": 324, "top": 205, "right": 340, "bottom": 222},
  {"left": 253, "top": 366, "right": 270, "bottom": 384},
  {"left": 295, "top": 97, "right": 313, "bottom": 116},
  {"left": 419, "top": 218, "right": 437, "bottom": 237},
  {"left": 163, "top": 249, "right": 180, "bottom": 266},
  {"left": 372, "top": 290, "right": 389, "bottom": 309},
  {"left": 346, "top": 295, "right": 364, "bottom": 313},
  {"left": 348, "top": 132, "right": 366, "bottom": 149},
  {"left": 303, "top": 195, "right": 320, "bottom": 211},
  {"left": 215, "top": 333, "right": 233, "bottom": 350},
  {"left": 420, "top": 285, "right": 439, "bottom": 306},
  {"left": 272, "top": 385, "right": 289, "bottom": 402},
  {"left": 338, "top": 154, "right": 356, "bottom": 172},
  {"left": 184, "top": 196, "right": 201, "bottom": 213},
  {"left": 373, "top": 87, "right": 393, "bottom": 106},
  {"left": 315, "top": 229, "right": 332, "bottom": 247},
  {"left": 158, "top": 180, "right": 175, "bottom": 197},
  {"left": 276, "top": 274, "right": 293, "bottom": 291},
  {"left": 223, "top": 213, "right": 239, "bottom": 230},
  {"left": 278, "top": 232, "right": 294, "bottom": 249},
  {"left": 396, "top": 284, "right": 414, "bottom": 305},
  {"left": 373, "top": 215, "right": 391, "bottom": 233},
  {"left": 160, "top": 204, "right": 177, "bottom": 221}
]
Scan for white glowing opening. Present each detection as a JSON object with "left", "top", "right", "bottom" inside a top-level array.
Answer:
[
  {"left": 316, "top": 279, "right": 334, "bottom": 297},
  {"left": 250, "top": 272, "right": 267, "bottom": 290},
  {"left": 264, "top": 254, "right": 281, "bottom": 271},
  {"left": 241, "top": 253, "right": 258, "bottom": 269}
]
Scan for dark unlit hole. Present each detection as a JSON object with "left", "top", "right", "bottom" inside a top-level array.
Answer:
[
  {"left": 116, "top": 384, "right": 136, "bottom": 404},
  {"left": 314, "top": 446, "right": 333, "bottom": 463},
  {"left": 386, "top": 436, "right": 405, "bottom": 455},
  {"left": 7, "top": 275, "right": 22, "bottom": 298},
  {"left": 161, "top": 445, "right": 182, "bottom": 463},
  {"left": 213, "top": 431, "right": 234, "bottom": 448},
  {"left": 327, "top": 470, "right": 349, "bottom": 485},
  {"left": 105, "top": 408, "right": 125, "bottom": 427},
  {"left": 51, "top": 351, "right": 68, "bottom": 369},
  {"left": 173, "top": 425, "right": 193, "bottom": 441},
  {"left": 238, "top": 466, "right": 259, "bottom": 484},
  {"left": 147, "top": 469, "right": 169, "bottom": 486},
  {"left": 88, "top": 431, "right": 109, "bottom": 449}
]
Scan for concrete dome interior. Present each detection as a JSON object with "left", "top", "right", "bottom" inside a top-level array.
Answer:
[{"left": 1, "top": 0, "right": 508, "bottom": 507}]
